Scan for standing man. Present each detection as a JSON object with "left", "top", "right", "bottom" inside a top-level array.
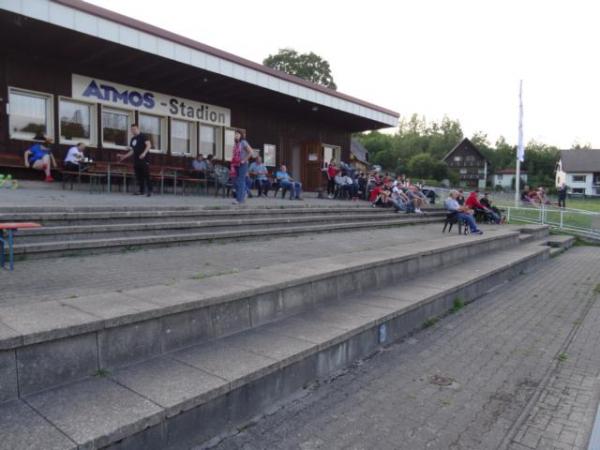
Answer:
[
  {"left": 118, "top": 123, "right": 152, "bottom": 196},
  {"left": 557, "top": 183, "right": 567, "bottom": 208}
]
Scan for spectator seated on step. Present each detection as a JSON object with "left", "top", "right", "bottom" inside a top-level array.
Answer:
[
  {"left": 465, "top": 190, "right": 501, "bottom": 224},
  {"left": 249, "top": 156, "right": 271, "bottom": 198},
  {"left": 445, "top": 190, "right": 483, "bottom": 234},
  {"left": 63, "top": 142, "right": 88, "bottom": 172},
  {"left": 275, "top": 165, "right": 303, "bottom": 200},
  {"left": 24, "top": 134, "right": 57, "bottom": 182},
  {"left": 405, "top": 184, "right": 427, "bottom": 214},
  {"left": 390, "top": 184, "right": 414, "bottom": 213}
]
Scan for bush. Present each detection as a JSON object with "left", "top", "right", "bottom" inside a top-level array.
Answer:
[{"left": 494, "top": 185, "right": 504, "bottom": 192}]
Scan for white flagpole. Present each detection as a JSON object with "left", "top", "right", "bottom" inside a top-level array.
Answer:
[{"left": 515, "top": 80, "right": 524, "bottom": 207}]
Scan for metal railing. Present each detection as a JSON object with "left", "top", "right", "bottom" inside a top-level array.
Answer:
[{"left": 506, "top": 204, "right": 600, "bottom": 239}]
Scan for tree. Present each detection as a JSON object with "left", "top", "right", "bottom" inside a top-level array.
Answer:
[
  {"left": 407, "top": 153, "right": 436, "bottom": 179},
  {"left": 263, "top": 48, "right": 337, "bottom": 90}
]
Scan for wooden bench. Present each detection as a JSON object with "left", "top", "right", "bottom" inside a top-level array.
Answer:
[{"left": 0, "top": 222, "right": 41, "bottom": 271}]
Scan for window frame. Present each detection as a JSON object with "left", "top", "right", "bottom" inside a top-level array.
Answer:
[
  {"left": 170, "top": 117, "right": 197, "bottom": 157},
  {"left": 8, "top": 87, "right": 54, "bottom": 141},
  {"left": 138, "top": 112, "right": 167, "bottom": 153},
  {"left": 100, "top": 105, "right": 134, "bottom": 149},
  {"left": 571, "top": 175, "right": 587, "bottom": 183},
  {"left": 199, "top": 124, "right": 220, "bottom": 158},
  {"left": 58, "top": 97, "right": 96, "bottom": 146}
]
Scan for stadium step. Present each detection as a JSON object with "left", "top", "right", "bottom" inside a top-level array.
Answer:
[
  {"left": 0, "top": 226, "right": 562, "bottom": 450},
  {"left": 5, "top": 206, "right": 448, "bottom": 258}
]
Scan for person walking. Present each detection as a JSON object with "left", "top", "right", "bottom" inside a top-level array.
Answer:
[
  {"left": 231, "top": 130, "right": 254, "bottom": 205},
  {"left": 117, "top": 123, "right": 152, "bottom": 196}
]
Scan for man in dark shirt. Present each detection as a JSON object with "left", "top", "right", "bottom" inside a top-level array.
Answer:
[
  {"left": 117, "top": 123, "right": 152, "bottom": 196},
  {"left": 557, "top": 183, "right": 567, "bottom": 208}
]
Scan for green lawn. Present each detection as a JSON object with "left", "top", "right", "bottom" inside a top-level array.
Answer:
[{"left": 560, "top": 198, "right": 600, "bottom": 212}]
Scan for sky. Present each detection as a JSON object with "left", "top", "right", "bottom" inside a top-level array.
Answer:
[{"left": 87, "top": 0, "right": 600, "bottom": 149}]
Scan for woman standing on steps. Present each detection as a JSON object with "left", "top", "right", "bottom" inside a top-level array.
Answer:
[{"left": 231, "top": 130, "right": 255, "bottom": 205}]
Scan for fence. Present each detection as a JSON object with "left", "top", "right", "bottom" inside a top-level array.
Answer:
[{"left": 505, "top": 205, "right": 600, "bottom": 239}]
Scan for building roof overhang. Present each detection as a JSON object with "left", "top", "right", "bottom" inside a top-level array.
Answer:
[{"left": 1, "top": 0, "right": 399, "bottom": 131}]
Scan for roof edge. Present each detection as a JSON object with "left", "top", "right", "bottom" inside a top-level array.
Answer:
[{"left": 52, "top": 0, "right": 400, "bottom": 119}]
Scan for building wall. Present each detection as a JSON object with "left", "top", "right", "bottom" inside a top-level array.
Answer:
[
  {"left": 1, "top": 54, "right": 350, "bottom": 185},
  {"left": 493, "top": 174, "right": 528, "bottom": 189}
]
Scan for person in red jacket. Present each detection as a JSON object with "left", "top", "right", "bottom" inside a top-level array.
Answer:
[
  {"left": 465, "top": 190, "right": 500, "bottom": 223},
  {"left": 326, "top": 160, "right": 337, "bottom": 199}
]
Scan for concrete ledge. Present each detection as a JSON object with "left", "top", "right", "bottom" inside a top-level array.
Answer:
[{"left": 0, "top": 241, "right": 551, "bottom": 450}]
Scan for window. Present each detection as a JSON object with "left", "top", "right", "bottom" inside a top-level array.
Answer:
[
  {"left": 102, "top": 107, "right": 132, "bottom": 147},
  {"left": 572, "top": 188, "right": 585, "bottom": 194},
  {"left": 459, "top": 168, "right": 468, "bottom": 175},
  {"left": 453, "top": 156, "right": 463, "bottom": 162},
  {"left": 465, "top": 155, "right": 476, "bottom": 163},
  {"left": 496, "top": 174, "right": 503, "bottom": 180},
  {"left": 139, "top": 113, "right": 166, "bottom": 152},
  {"left": 8, "top": 88, "right": 53, "bottom": 140},
  {"left": 171, "top": 119, "right": 196, "bottom": 155},
  {"left": 199, "top": 125, "right": 217, "bottom": 156},
  {"left": 59, "top": 99, "right": 94, "bottom": 144},
  {"left": 264, "top": 144, "right": 276, "bottom": 166},
  {"left": 572, "top": 175, "right": 587, "bottom": 183}
]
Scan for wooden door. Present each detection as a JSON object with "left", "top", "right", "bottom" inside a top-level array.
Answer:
[{"left": 301, "top": 142, "right": 323, "bottom": 192}]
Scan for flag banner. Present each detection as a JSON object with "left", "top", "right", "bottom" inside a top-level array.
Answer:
[{"left": 517, "top": 80, "right": 525, "bottom": 162}]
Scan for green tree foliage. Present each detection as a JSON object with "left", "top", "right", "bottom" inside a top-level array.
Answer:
[
  {"left": 355, "top": 114, "right": 561, "bottom": 187},
  {"left": 263, "top": 48, "right": 337, "bottom": 90}
]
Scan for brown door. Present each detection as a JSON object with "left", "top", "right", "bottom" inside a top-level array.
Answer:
[{"left": 301, "top": 142, "right": 323, "bottom": 192}]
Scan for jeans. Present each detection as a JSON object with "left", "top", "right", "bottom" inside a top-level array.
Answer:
[
  {"left": 457, "top": 212, "right": 478, "bottom": 232},
  {"left": 235, "top": 163, "right": 248, "bottom": 203},
  {"left": 255, "top": 179, "right": 271, "bottom": 196},
  {"left": 327, "top": 178, "right": 336, "bottom": 195},
  {"left": 280, "top": 180, "right": 302, "bottom": 199},
  {"left": 134, "top": 160, "right": 151, "bottom": 194}
]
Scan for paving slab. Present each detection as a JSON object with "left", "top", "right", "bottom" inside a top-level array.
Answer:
[
  {"left": 25, "top": 377, "right": 163, "bottom": 449},
  {"left": 0, "top": 400, "right": 76, "bottom": 450},
  {"left": 169, "top": 340, "right": 278, "bottom": 386},
  {"left": 111, "top": 356, "right": 228, "bottom": 417},
  {"left": 0, "top": 301, "right": 101, "bottom": 346}
]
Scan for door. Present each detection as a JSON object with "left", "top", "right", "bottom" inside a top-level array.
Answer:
[{"left": 301, "top": 142, "right": 323, "bottom": 192}]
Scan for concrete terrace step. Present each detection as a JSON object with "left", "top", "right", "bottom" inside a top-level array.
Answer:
[
  {"left": 0, "top": 237, "right": 556, "bottom": 450},
  {"left": 0, "top": 204, "right": 406, "bottom": 225},
  {"left": 15, "top": 211, "right": 446, "bottom": 242},
  {"left": 12, "top": 215, "right": 446, "bottom": 257}
]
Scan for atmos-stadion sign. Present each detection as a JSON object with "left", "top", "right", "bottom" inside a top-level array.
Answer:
[{"left": 72, "top": 74, "right": 231, "bottom": 127}]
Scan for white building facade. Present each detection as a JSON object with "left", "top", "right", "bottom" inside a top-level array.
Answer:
[{"left": 555, "top": 150, "right": 600, "bottom": 196}]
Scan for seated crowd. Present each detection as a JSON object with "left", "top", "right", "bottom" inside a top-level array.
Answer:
[
  {"left": 367, "top": 174, "right": 429, "bottom": 214},
  {"left": 520, "top": 185, "right": 551, "bottom": 206}
]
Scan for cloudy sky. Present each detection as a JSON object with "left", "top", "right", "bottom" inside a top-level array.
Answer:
[{"left": 88, "top": 0, "right": 599, "bottom": 149}]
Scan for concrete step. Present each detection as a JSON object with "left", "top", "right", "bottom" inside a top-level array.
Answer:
[
  {"left": 0, "top": 238, "right": 552, "bottom": 450},
  {"left": 12, "top": 215, "right": 446, "bottom": 258},
  {"left": 15, "top": 211, "right": 446, "bottom": 243},
  {"left": 0, "top": 229, "right": 523, "bottom": 398},
  {"left": 546, "top": 233, "right": 576, "bottom": 249},
  {"left": 0, "top": 205, "right": 404, "bottom": 226}
]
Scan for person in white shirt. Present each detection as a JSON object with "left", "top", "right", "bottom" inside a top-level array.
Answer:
[{"left": 64, "top": 143, "right": 86, "bottom": 172}]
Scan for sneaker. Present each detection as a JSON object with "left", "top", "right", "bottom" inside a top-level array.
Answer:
[
  {"left": 328, "top": 194, "right": 334, "bottom": 199},
  {"left": 45, "top": 175, "right": 54, "bottom": 182},
  {"left": 473, "top": 230, "right": 484, "bottom": 235},
  {"left": 415, "top": 208, "right": 422, "bottom": 214},
  {"left": 133, "top": 192, "right": 143, "bottom": 196},
  {"left": 146, "top": 192, "right": 152, "bottom": 197}
]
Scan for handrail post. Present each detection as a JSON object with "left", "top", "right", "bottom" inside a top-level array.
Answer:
[{"left": 560, "top": 209, "right": 564, "bottom": 229}]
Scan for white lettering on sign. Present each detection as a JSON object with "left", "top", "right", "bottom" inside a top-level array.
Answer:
[{"left": 72, "top": 74, "right": 231, "bottom": 126}]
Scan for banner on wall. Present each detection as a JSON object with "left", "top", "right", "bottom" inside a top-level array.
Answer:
[{"left": 71, "top": 74, "right": 231, "bottom": 127}]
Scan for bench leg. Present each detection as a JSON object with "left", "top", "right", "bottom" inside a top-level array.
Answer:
[
  {"left": 7, "top": 230, "right": 14, "bottom": 271},
  {"left": 0, "top": 233, "right": 4, "bottom": 269}
]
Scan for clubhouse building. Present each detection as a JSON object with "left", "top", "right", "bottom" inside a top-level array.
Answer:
[{"left": 0, "top": 0, "right": 398, "bottom": 191}]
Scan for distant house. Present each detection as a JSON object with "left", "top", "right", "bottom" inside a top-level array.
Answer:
[
  {"left": 492, "top": 169, "right": 528, "bottom": 190},
  {"left": 442, "top": 138, "right": 489, "bottom": 188},
  {"left": 350, "top": 139, "right": 370, "bottom": 172},
  {"left": 555, "top": 149, "right": 600, "bottom": 196}
]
